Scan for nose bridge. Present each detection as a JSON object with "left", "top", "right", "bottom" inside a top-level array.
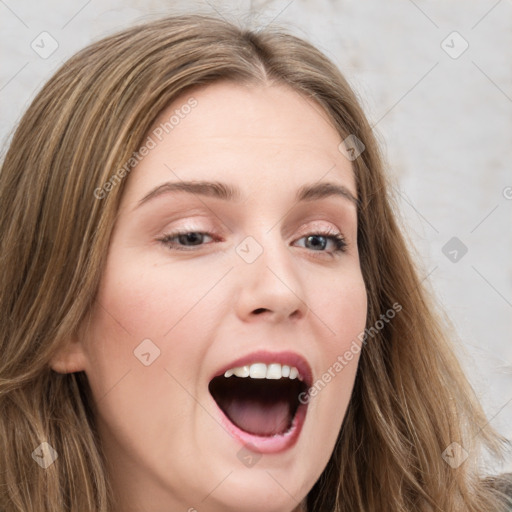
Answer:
[{"left": 234, "top": 223, "right": 308, "bottom": 322}]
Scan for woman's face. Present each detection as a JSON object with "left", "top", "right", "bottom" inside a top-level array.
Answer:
[{"left": 71, "top": 81, "right": 367, "bottom": 511}]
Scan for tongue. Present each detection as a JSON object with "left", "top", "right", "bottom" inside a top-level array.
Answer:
[{"left": 224, "top": 397, "right": 291, "bottom": 436}]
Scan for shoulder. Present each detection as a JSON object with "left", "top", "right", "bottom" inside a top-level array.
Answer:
[{"left": 483, "top": 473, "right": 512, "bottom": 510}]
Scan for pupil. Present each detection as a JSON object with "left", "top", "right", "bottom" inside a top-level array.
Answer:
[
  {"left": 179, "top": 232, "right": 202, "bottom": 245},
  {"left": 306, "top": 235, "right": 326, "bottom": 250}
]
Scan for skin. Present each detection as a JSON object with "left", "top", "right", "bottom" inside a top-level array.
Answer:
[{"left": 52, "top": 81, "right": 368, "bottom": 512}]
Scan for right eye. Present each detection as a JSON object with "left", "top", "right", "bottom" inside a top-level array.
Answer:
[{"left": 158, "top": 231, "right": 217, "bottom": 251}]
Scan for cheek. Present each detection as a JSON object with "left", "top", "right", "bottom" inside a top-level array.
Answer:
[
  {"left": 310, "top": 267, "right": 368, "bottom": 352},
  {"left": 81, "top": 260, "right": 222, "bottom": 478},
  {"left": 81, "top": 249, "right": 227, "bottom": 413},
  {"left": 89, "top": 246, "right": 228, "bottom": 350},
  {"left": 303, "top": 269, "right": 367, "bottom": 439}
]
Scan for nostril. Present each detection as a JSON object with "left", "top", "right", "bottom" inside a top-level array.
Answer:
[{"left": 253, "top": 308, "right": 267, "bottom": 315}]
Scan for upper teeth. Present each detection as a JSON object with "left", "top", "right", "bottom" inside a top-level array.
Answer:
[{"left": 224, "top": 363, "right": 300, "bottom": 380}]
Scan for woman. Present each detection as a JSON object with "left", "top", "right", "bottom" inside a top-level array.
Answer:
[{"left": 0, "top": 13, "right": 510, "bottom": 512}]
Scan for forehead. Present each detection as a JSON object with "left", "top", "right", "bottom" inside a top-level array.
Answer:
[
  {"left": 121, "top": 81, "right": 356, "bottom": 205},
  {"left": 156, "top": 80, "right": 337, "bottom": 138}
]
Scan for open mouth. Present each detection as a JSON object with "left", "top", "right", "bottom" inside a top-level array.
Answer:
[{"left": 208, "top": 362, "right": 309, "bottom": 438}]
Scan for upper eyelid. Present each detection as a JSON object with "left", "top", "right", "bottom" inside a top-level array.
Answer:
[
  {"left": 159, "top": 228, "right": 348, "bottom": 246},
  {"left": 160, "top": 216, "right": 346, "bottom": 234},
  {"left": 159, "top": 231, "right": 348, "bottom": 260},
  {"left": 156, "top": 214, "right": 352, "bottom": 246},
  {"left": 161, "top": 225, "right": 344, "bottom": 238}
]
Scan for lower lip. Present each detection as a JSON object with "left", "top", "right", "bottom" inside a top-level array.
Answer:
[{"left": 213, "top": 399, "right": 308, "bottom": 454}]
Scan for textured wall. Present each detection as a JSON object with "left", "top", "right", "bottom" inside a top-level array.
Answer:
[{"left": 1, "top": 0, "right": 511, "bottom": 471}]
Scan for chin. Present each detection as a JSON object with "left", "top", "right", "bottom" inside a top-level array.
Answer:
[{"left": 200, "top": 471, "right": 309, "bottom": 512}]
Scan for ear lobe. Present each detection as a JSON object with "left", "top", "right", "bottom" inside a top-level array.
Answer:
[{"left": 50, "top": 337, "right": 88, "bottom": 374}]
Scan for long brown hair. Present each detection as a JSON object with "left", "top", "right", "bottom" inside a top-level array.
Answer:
[{"left": 0, "top": 13, "right": 508, "bottom": 512}]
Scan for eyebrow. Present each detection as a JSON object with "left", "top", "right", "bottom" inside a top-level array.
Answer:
[{"left": 136, "top": 180, "right": 358, "bottom": 209}]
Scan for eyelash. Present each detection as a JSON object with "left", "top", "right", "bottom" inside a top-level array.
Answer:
[{"left": 157, "top": 229, "right": 348, "bottom": 256}]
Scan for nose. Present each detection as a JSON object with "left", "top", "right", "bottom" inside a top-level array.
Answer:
[{"left": 233, "top": 235, "right": 309, "bottom": 324}]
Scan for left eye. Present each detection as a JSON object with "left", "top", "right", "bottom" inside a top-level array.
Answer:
[
  {"left": 158, "top": 231, "right": 347, "bottom": 254},
  {"left": 295, "top": 233, "right": 347, "bottom": 253}
]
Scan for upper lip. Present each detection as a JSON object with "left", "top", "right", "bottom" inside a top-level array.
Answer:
[{"left": 210, "top": 350, "right": 313, "bottom": 388}]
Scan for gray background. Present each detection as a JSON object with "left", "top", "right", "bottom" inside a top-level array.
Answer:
[{"left": 1, "top": 0, "right": 511, "bottom": 471}]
